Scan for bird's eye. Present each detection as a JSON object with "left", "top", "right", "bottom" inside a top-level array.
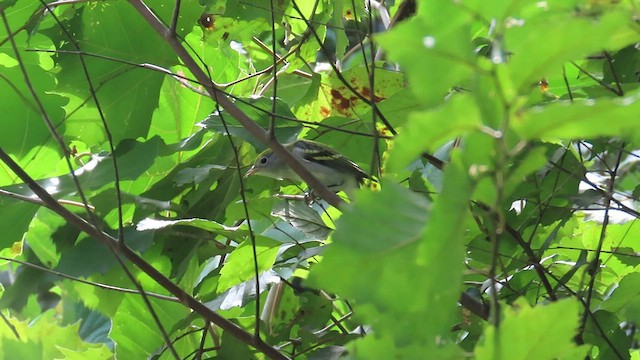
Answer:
[{"left": 259, "top": 156, "right": 268, "bottom": 165}]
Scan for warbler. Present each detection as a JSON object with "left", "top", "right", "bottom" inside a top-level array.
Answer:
[{"left": 245, "top": 139, "right": 370, "bottom": 197}]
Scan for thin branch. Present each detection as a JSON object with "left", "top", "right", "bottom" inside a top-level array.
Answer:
[
  {"left": 195, "top": 321, "right": 210, "bottom": 360},
  {"left": 571, "top": 61, "right": 621, "bottom": 96},
  {"left": 170, "top": 0, "right": 181, "bottom": 33},
  {"left": 290, "top": 0, "right": 397, "bottom": 136},
  {"left": 577, "top": 144, "right": 625, "bottom": 345},
  {"left": 214, "top": 102, "right": 263, "bottom": 339},
  {"left": 24, "top": 4, "right": 179, "bottom": 357},
  {"left": 0, "top": 0, "right": 95, "bottom": 48},
  {"left": 0, "top": 256, "right": 179, "bottom": 303},
  {"left": 603, "top": 51, "right": 624, "bottom": 97},
  {"left": 543, "top": 260, "right": 626, "bottom": 359},
  {"left": 502, "top": 222, "right": 557, "bottom": 301},
  {"left": 30, "top": 48, "right": 390, "bottom": 140},
  {"left": 359, "top": 0, "right": 383, "bottom": 180},
  {"left": 267, "top": 0, "right": 278, "bottom": 139},
  {"left": 40, "top": 1, "right": 125, "bottom": 246},
  {"left": 562, "top": 65, "right": 574, "bottom": 102},
  {"left": 0, "top": 310, "right": 20, "bottom": 340},
  {"left": 0, "top": 189, "right": 96, "bottom": 211}
]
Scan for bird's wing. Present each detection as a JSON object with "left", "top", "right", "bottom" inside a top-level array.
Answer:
[{"left": 292, "top": 140, "right": 370, "bottom": 182}]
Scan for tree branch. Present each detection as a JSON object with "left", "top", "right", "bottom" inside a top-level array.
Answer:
[
  {"left": 127, "top": 0, "right": 343, "bottom": 209},
  {"left": 0, "top": 147, "right": 289, "bottom": 360}
]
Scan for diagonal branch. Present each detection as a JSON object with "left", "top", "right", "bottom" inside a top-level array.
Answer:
[
  {"left": 127, "top": 0, "right": 343, "bottom": 209},
  {"left": 474, "top": 202, "right": 558, "bottom": 301},
  {"left": 0, "top": 147, "right": 289, "bottom": 360}
]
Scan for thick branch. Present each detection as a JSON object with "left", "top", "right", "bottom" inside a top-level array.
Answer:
[
  {"left": 127, "top": 0, "right": 343, "bottom": 209},
  {"left": 0, "top": 148, "right": 289, "bottom": 360}
]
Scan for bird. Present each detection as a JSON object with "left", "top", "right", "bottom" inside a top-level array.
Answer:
[{"left": 245, "top": 139, "right": 370, "bottom": 198}]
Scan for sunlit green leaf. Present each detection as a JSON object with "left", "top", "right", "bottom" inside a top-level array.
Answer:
[
  {"left": 111, "top": 296, "right": 189, "bottom": 359},
  {"left": 476, "top": 299, "right": 587, "bottom": 360},
  {"left": 0, "top": 339, "right": 43, "bottom": 359},
  {"left": 137, "top": 217, "right": 247, "bottom": 240},
  {"left": 217, "top": 236, "right": 281, "bottom": 293},
  {"left": 25, "top": 208, "right": 64, "bottom": 268},
  {"left": 514, "top": 92, "right": 640, "bottom": 140},
  {"left": 506, "top": 10, "right": 640, "bottom": 92}
]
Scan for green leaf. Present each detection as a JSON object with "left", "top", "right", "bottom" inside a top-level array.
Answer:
[
  {"left": 137, "top": 217, "right": 248, "bottom": 240},
  {"left": 324, "top": 66, "right": 405, "bottom": 118},
  {"left": 0, "top": 311, "right": 98, "bottom": 359},
  {"left": 24, "top": 208, "right": 64, "bottom": 268},
  {"left": 376, "top": 0, "right": 475, "bottom": 108},
  {"left": 199, "top": 97, "right": 302, "bottom": 149},
  {"left": 217, "top": 236, "right": 281, "bottom": 293},
  {"left": 184, "top": 27, "right": 249, "bottom": 86},
  {"left": 111, "top": 296, "right": 189, "bottom": 359},
  {"left": 506, "top": 10, "right": 640, "bottom": 92},
  {"left": 219, "top": 329, "right": 258, "bottom": 359},
  {"left": 514, "top": 92, "right": 640, "bottom": 140},
  {"left": 310, "top": 182, "right": 466, "bottom": 356},
  {"left": 149, "top": 70, "right": 215, "bottom": 145},
  {"left": 1, "top": 136, "right": 163, "bottom": 199},
  {"left": 583, "top": 310, "right": 631, "bottom": 360},
  {"left": 355, "top": 332, "right": 464, "bottom": 359},
  {"left": 386, "top": 94, "right": 480, "bottom": 174},
  {"left": 0, "top": 338, "right": 43, "bottom": 359},
  {"left": 57, "top": 344, "right": 114, "bottom": 360},
  {"left": 72, "top": 305, "right": 112, "bottom": 346},
  {"left": 601, "top": 272, "right": 640, "bottom": 324},
  {"left": 475, "top": 299, "right": 587, "bottom": 360},
  {"left": 0, "top": 31, "right": 66, "bottom": 182},
  {"left": 273, "top": 72, "right": 317, "bottom": 107},
  {"left": 408, "top": 150, "right": 472, "bottom": 353},
  {"left": 54, "top": 234, "right": 113, "bottom": 278},
  {"left": 504, "top": 146, "right": 548, "bottom": 199},
  {"left": 4, "top": 0, "right": 640, "bottom": 356},
  {"left": 0, "top": 0, "right": 39, "bottom": 39},
  {"left": 271, "top": 201, "right": 332, "bottom": 240},
  {"left": 295, "top": 66, "right": 404, "bottom": 121},
  {"left": 56, "top": 1, "right": 180, "bottom": 145},
  {"left": 335, "top": 182, "right": 429, "bottom": 254},
  {"left": 205, "top": 271, "right": 280, "bottom": 311},
  {"left": 330, "top": 0, "right": 347, "bottom": 60},
  {"left": 0, "top": 201, "right": 37, "bottom": 254},
  {"left": 365, "top": 88, "right": 422, "bottom": 129},
  {"left": 0, "top": 1, "right": 19, "bottom": 13},
  {"left": 603, "top": 45, "right": 640, "bottom": 84},
  {"left": 307, "top": 115, "right": 383, "bottom": 174}
]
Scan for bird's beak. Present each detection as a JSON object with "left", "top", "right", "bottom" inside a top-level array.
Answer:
[{"left": 245, "top": 166, "right": 257, "bottom": 178}]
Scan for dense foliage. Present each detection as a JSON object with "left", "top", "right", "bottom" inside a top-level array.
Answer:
[{"left": 1, "top": 0, "right": 640, "bottom": 359}]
